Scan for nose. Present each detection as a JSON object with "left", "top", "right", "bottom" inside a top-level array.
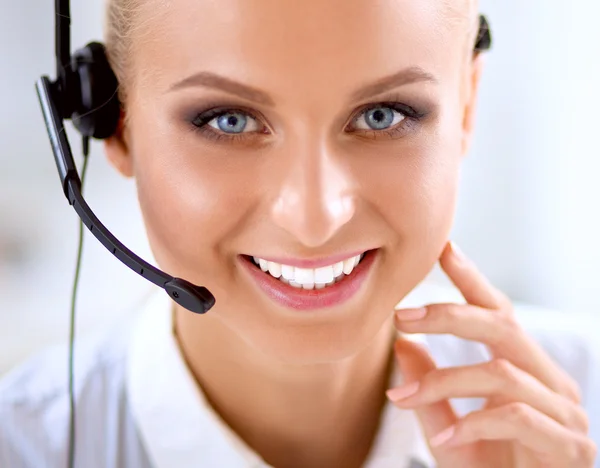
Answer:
[{"left": 271, "top": 139, "right": 356, "bottom": 248}]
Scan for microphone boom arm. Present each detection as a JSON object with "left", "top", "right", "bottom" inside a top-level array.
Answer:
[{"left": 35, "top": 76, "right": 215, "bottom": 314}]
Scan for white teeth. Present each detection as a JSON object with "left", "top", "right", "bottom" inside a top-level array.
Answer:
[
  {"left": 314, "top": 266, "right": 334, "bottom": 284},
  {"left": 333, "top": 261, "right": 344, "bottom": 277},
  {"left": 342, "top": 257, "right": 356, "bottom": 275},
  {"left": 281, "top": 265, "right": 295, "bottom": 281},
  {"left": 268, "top": 261, "right": 282, "bottom": 278},
  {"left": 294, "top": 268, "right": 314, "bottom": 284},
  {"left": 252, "top": 253, "right": 366, "bottom": 290}
]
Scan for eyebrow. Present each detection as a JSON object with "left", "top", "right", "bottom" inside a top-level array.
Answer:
[
  {"left": 167, "top": 66, "right": 438, "bottom": 105},
  {"left": 350, "top": 66, "right": 438, "bottom": 101},
  {"left": 168, "top": 72, "right": 276, "bottom": 106}
]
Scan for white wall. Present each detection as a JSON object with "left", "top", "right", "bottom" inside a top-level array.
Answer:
[
  {"left": 453, "top": 0, "right": 600, "bottom": 311},
  {"left": 0, "top": 0, "right": 598, "bottom": 373}
]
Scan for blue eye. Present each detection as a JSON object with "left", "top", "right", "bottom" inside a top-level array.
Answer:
[
  {"left": 207, "top": 111, "right": 260, "bottom": 134},
  {"left": 354, "top": 106, "right": 406, "bottom": 131},
  {"left": 188, "top": 98, "right": 426, "bottom": 144}
]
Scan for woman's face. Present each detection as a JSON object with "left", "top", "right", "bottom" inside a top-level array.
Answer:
[{"left": 106, "top": 0, "right": 482, "bottom": 363}]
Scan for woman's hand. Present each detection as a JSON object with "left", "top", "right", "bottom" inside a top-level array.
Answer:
[{"left": 388, "top": 242, "right": 597, "bottom": 468}]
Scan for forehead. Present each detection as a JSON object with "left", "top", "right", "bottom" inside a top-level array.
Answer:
[{"left": 133, "top": 0, "right": 468, "bottom": 103}]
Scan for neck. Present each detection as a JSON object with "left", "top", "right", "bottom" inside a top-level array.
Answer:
[{"left": 174, "top": 309, "right": 397, "bottom": 468}]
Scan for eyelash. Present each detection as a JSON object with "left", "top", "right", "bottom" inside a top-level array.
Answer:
[{"left": 189, "top": 95, "right": 428, "bottom": 143}]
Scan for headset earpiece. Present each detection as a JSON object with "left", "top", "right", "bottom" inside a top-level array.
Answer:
[
  {"left": 475, "top": 14, "right": 492, "bottom": 53},
  {"left": 68, "top": 41, "right": 121, "bottom": 140}
]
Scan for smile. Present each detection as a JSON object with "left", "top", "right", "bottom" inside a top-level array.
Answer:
[
  {"left": 240, "top": 250, "right": 378, "bottom": 311},
  {"left": 251, "top": 252, "right": 365, "bottom": 290}
]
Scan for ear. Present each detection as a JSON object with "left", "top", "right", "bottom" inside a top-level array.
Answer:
[
  {"left": 460, "top": 53, "right": 485, "bottom": 157},
  {"left": 104, "top": 109, "right": 134, "bottom": 178}
]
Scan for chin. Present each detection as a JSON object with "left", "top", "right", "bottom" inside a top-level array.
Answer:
[{"left": 232, "top": 301, "right": 394, "bottom": 366}]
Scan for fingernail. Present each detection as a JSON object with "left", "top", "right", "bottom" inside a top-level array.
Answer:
[
  {"left": 449, "top": 241, "right": 465, "bottom": 262},
  {"left": 386, "top": 381, "right": 420, "bottom": 401},
  {"left": 430, "top": 425, "right": 456, "bottom": 447},
  {"left": 395, "top": 307, "right": 427, "bottom": 321}
]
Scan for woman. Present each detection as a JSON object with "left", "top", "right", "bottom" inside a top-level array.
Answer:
[{"left": 0, "top": 0, "right": 597, "bottom": 467}]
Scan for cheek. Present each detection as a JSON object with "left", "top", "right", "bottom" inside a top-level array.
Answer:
[
  {"left": 129, "top": 121, "right": 257, "bottom": 289},
  {"left": 357, "top": 127, "right": 463, "bottom": 303},
  {"left": 401, "top": 157, "right": 460, "bottom": 239},
  {"left": 361, "top": 140, "right": 461, "bottom": 243}
]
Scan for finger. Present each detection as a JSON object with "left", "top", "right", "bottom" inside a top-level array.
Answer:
[
  {"left": 389, "top": 339, "right": 463, "bottom": 462},
  {"left": 432, "top": 403, "right": 597, "bottom": 466},
  {"left": 387, "top": 358, "right": 589, "bottom": 433},
  {"left": 437, "top": 242, "right": 582, "bottom": 403},
  {"left": 395, "top": 303, "right": 583, "bottom": 404},
  {"left": 439, "top": 241, "right": 507, "bottom": 310},
  {"left": 395, "top": 302, "right": 508, "bottom": 347}
]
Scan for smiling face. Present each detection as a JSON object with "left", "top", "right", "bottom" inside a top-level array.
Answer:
[{"left": 105, "top": 0, "right": 483, "bottom": 363}]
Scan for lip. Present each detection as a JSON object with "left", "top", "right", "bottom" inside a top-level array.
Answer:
[
  {"left": 253, "top": 250, "right": 368, "bottom": 269},
  {"left": 239, "top": 249, "right": 378, "bottom": 311}
]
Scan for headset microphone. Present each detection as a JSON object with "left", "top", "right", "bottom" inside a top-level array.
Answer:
[
  {"left": 36, "top": 1, "right": 216, "bottom": 315},
  {"left": 37, "top": 3, "right": 216, "bottom": 466}
]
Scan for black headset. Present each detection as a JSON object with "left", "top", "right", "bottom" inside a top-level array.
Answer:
[
  {"left": 36, "top": 3, "right": 491, "bottom": 467},
  {"left": 37, "top": 2, "right": 216, "bottom": 314}
]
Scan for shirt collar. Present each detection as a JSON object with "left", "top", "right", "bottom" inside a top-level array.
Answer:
[{"left": 126, "top": 290, "right": 435, "bottom": 468}]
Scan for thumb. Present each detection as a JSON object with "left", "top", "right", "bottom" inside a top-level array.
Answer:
[{"left": 392, "top": 338, "right": 464, "bottom": 464}]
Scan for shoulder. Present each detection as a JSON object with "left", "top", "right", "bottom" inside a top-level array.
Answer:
[
  {"left": 0, "top": 316, "right": 130, "bottom": 405},
  {"left": 0, "top": 314, "right": 148, "bottom": 468}
]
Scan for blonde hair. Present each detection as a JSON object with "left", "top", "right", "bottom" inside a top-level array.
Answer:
[{"left": 103, "top": 0, "right": 141, "bottom": 103}]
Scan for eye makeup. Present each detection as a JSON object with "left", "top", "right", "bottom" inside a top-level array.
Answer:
[{"left": 181, "top": 91, "right": 436, "bottom": 144}]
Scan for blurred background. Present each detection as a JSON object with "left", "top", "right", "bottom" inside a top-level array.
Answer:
[{"left": 0, "top": 0, "right": 598, "bottom": 375}]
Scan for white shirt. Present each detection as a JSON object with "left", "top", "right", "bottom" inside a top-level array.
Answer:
[{"left": 1, "top": 282, "right": 599, "bottom": 468}]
